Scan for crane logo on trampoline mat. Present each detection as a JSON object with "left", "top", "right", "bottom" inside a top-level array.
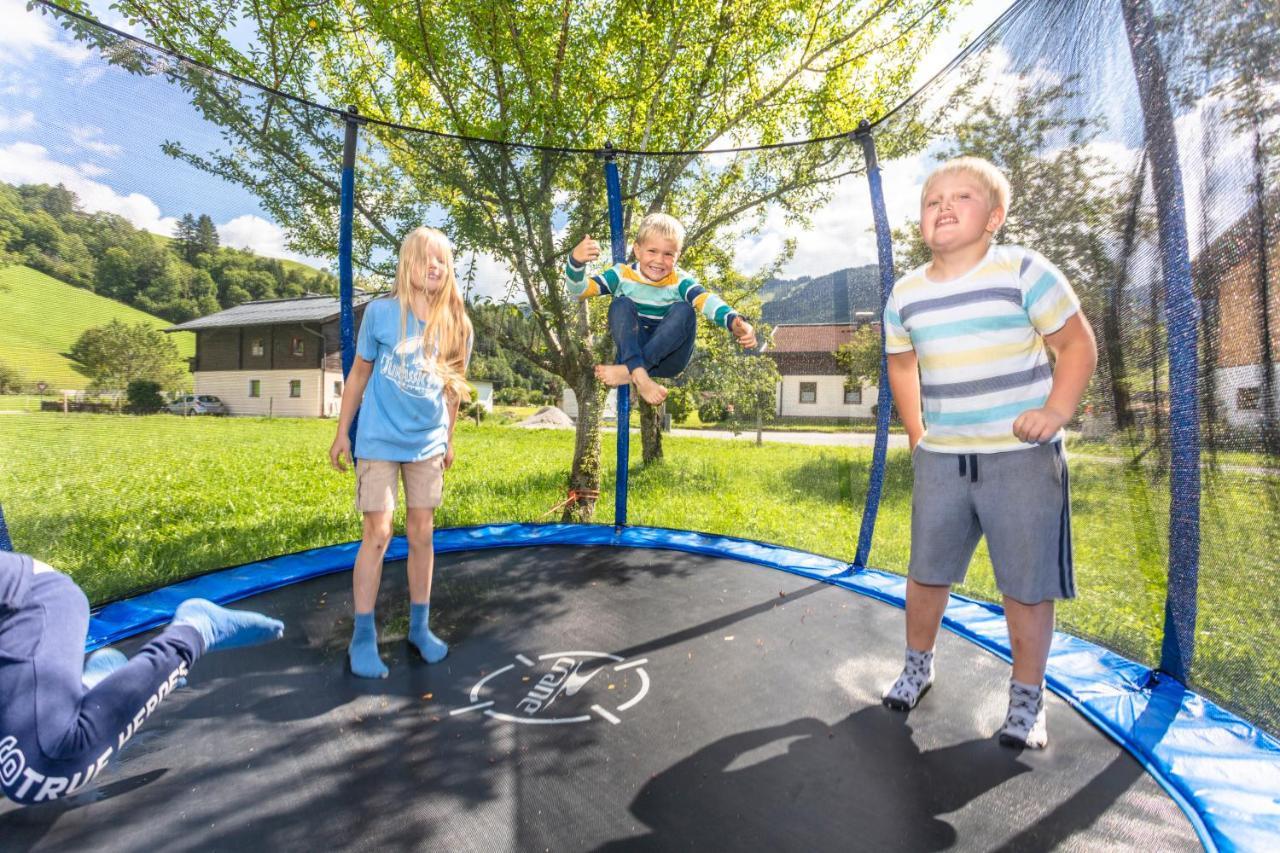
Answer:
[{"left": 450, "top": 651, "right": 651, "bottom": 725}]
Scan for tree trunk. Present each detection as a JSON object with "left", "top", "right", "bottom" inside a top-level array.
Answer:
[
  {"left": 639, "top": 395, "right": 663, "bottom": 463},
  {"left": 564, "top": 372, "right": 606, "bottom": 522},
  {"left": 1107, "top": 156, "right": 1146, "bottom": 434}
]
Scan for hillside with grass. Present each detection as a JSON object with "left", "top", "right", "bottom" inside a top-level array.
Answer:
[{"left": 0, "top": 264, "right": 195, "bottom": 391}]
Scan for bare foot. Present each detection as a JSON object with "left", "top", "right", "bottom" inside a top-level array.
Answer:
[
  {"left": 595, "top": 364, "right": 632, "bottom": 387},
  {"left": 631, "top": 368, "right": 668, "bottom": 405}
]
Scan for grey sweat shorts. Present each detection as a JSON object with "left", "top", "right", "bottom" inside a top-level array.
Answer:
[{"left": 908, "top": 440, "right": 1075, "bottom": 604}]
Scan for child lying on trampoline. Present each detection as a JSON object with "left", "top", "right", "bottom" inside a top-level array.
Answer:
[
  {"left": 0, "top": 550, "right": 284, "bottom": 805},
  {"left": 565, "top": 213, "right": 756, "bottom": 405}
]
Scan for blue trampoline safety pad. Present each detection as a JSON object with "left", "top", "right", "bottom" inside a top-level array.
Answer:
[{"left": 86, "top": 523, "right": 1280, "bottom": 852}]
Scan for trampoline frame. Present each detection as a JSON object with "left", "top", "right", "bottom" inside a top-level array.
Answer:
[{"left": 83, "top": 522, "right": 1280, "bottom": 853}]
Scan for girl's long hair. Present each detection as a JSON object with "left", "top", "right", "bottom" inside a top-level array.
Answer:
[{"left": 393, "top": 227, "right": 473, "bottom": 403}]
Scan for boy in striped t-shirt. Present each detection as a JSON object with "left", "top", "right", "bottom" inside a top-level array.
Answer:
[
  {"left": 880, "top": 157, "right": 1097, "bottom": 749},
  {"left": 565, "top": 213, "right": 756, "bottom": 405}
]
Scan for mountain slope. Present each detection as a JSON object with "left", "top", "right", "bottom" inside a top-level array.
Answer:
[
  {"left": 760, "top": 265, "right": 882, "bottom": 325},
  {"left": 0, "top": 265, "right": 195, "bottom": 390}
]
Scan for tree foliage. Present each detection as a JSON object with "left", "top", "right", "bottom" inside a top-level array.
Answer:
[
  {"left": 0, "top": 359, "right": 21, "bottom": 395},
  {"left": 69, "top": 320, "right": 188, "bottom": 391},
  {"left": 51, "top": 0, "right": 957, "bottom": 517},
  {"left": 126, "top": 379, "right": 167, "bottom": 413},
  {"left": 834, "top": 322, "right": 883, "bottom": 389}
]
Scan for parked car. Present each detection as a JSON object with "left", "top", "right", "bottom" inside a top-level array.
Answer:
[{"left": 168, "top": 394, "right": 229, "bottom": 416}]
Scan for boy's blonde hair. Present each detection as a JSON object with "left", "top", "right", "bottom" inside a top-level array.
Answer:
[
  {"left": 392, "top": 226, "right": 473, "bottom": 403},
  {"left": 922, "top": 156, "right": 1011, "bottom": 213},
  {"left": 634, "top": 212, "right": 686, "bottom": 252}
]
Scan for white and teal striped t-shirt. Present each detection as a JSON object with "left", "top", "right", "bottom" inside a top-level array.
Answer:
[{"left": 884, "top": 244, "right": 1080, "bottom": 454}]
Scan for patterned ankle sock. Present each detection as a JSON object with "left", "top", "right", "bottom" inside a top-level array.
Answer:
[
  {"left": 882, "top": 646, "right": 935, "bottom": 711},
  {"left": 999, "top": 680, "right": 1048, "bottom": 748},
  {"left": 407, "top": 603, "right": 449, "bottom": 664},
  {"left": 348, "top": 611, "right": 388, "bottom": 678}
]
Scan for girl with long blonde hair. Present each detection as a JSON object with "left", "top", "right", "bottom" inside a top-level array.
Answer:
[{"left": 329, "top": 227, "right": 472, "bottom": 678}]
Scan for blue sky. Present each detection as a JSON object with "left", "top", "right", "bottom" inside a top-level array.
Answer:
[{"left": 0, "top": 0, "right": 323, "bottom": 265}]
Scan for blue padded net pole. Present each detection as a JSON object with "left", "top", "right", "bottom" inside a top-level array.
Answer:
[
  {"left": 852, "top": 122, "right": 897, "bottom": 570},
  {"left": 603, "top": 144, "right": 630, "bottom": 527},
  {"left": 0, "top": 504, "right": 12, "bottom": 551},
  {"left": 340, "top": 106, "right": 361, "bottom": 455},
  {"left": 1121, "top": 0, "right": 1201, "bottom": 683}
]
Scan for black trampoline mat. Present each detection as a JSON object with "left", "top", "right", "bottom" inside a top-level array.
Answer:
[{"left": 0, "top": 546, "right": 1198, "bottom": 851}]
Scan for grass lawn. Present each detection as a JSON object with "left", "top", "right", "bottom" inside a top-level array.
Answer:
[
  {"left": 674, "top": 419, "right": 889, "bottom": 433},
  {"left": 1067, "top": 436, "right": 1280, "bottom": 472},
  {"left": 0, "top": 412, "right": 1275, "bottom": 732},
  {"left": 0, "top": 395, "right": 42, "bottom": 412},
  {"left": 488, "top": 405, "right": 542, "bottom": 424},
  {"left": 0, "top": 265, "right": 195, "bottom": 390}
]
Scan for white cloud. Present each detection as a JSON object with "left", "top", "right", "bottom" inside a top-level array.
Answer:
[
  {"left": 0, "top": 109, "right": 35, "bottom": 132},
  {"left": 734, "top": 152, "right": 929, "bottom": 279},
  {"left": 0, "top": 140, "right": 177, "bottom": 235},
  {"left": 0, "top": 140, "right": 329, "bottom": 266},
  {"left": 907, "top": 1, "right": 1017, "bottom": 89},
  {"left": 458, "top": 251, "right": 519, "bottom": 303},
  {"left": 217, "top": 214, "right": 328, "bottom": 267},
  {"left": 0, "top": 69, "right": 34, "bottom": 98},
  {"left": 0, "top": 0, "right": 93, "bottom": 66},
  {"left": 67, "top": 64, "right": 107, "bottom": 88},
  {"left": 69, "top": 125, "right": 122, "bottom": 157}
]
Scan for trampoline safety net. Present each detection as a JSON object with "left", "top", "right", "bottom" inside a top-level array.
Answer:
[{"left": 0, "top": 0, "right": 1277, "bottom": 763}]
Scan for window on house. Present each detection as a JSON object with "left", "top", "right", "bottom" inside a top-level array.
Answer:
[
  {"left": 1237, "top": 387, "right": 1261, "bottom": 411},
  {"left": 799, "top": 382, "right": 817, "bottom": 404},
  {"left": 251, "top": 338, "right": 264, "bottom": 357},
  {"left": 289, "top": 380, "right": 302, "bottom": 398},
  {"left": 248, "top": 380, "right": 261, "bottom": 398},
  {"left": 844, "top": 385, "right": 862, "bottom": 405},
  {"left": 333, "top": 381, "right": 343, "bottom": 398},
  {"left": 291, "top": 336, "right": 305, "bottom": 357}
]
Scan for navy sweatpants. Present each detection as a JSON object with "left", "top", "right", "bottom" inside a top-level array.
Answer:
[
  {"left": 0, "top": 551, "right": 203, "bottom": 805},
  {"left": 609, "top": 297, "right": 698, "bottom": 378}
]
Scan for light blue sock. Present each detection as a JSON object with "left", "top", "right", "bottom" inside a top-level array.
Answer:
[
  {"left": 172, "top": 599, "right": 285, "bottom": 654},
  {"left": 82, "top": 647, "right": 128, "bottom": 690},
  {"left": 407, "top": 603, "right": 448, "bottom": 664},
  {"left": 349, "top": 611, "right": 388, "bottom": 678}
]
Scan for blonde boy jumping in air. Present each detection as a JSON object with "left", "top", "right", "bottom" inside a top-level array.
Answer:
[{"left": 566, "top": 213, "right": 756, "bottom": 405}]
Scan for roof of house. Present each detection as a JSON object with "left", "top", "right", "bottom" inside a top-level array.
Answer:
[
  {"left": 167, "top": 292, "right": 379, "bottom": 332},
  {"left": 769, "top": 322, "right": 876, "bottom": 353}
]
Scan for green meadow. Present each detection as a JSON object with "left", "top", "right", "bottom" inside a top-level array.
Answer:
[
  {"left": 0, "top": 411, "right": 1275, "bottom": 732},
  {"left": 0, "top": 265, "right": 195, "bottom": 390}
]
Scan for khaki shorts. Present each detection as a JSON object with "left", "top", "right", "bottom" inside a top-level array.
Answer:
[{"left": 355, "top": 456, "right": 445, "bottom": 512}]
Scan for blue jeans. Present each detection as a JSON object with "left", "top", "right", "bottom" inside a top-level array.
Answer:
[
  {"left": 609, "top": 297, "right": 697, "bottom": 379},
  {"left": 0, "top": 552, "right": 202, "bottom": 804}
]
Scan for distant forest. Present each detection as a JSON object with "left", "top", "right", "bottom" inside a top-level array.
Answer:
[{"left": 0, "top": 181, "right": 337, "bottom": 323}]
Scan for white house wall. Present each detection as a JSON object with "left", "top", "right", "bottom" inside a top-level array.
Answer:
[
  {"left": 195, "top": 370, "right": 330, "bottom": 418},
  {"left": 472, "top": 380, "right": 495, "bottom": 412},
  {"left": 561, "top": 388, "right": 618, "bottom": 420},
  {"left": 777, "top": 375, "right": 877, "bottom": 419},
  {"left": 1214, "top": 363, "right": 1280, "bottom": 427}
]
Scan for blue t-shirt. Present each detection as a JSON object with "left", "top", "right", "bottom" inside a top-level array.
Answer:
[{"left": 354, "top": 297, "right": 461, "bottom": 463}]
